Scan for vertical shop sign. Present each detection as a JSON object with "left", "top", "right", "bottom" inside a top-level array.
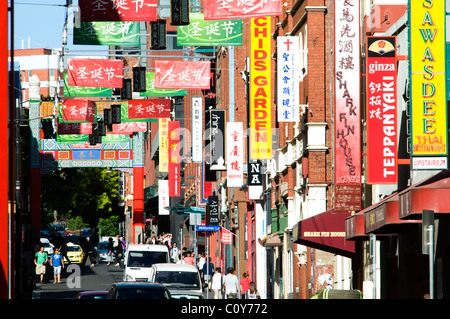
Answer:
[
  {"left": 334, "top": 0, "right": 361, "bottom": 185},
  {"left": 277, "top": 36, "right": 300, "bottom": 122},
  {"left": 208, "top": 110, "right": 226, "bottom": 170},
  {"left": 410, "top": 0, "right": 447, "bottom": 156},
  {"left": 366, "top": 36, "right": 398, "bottom": 184},
  {"left": 250, "top": 17, "right": 272, "bottom": 160},
  {"left": 226, "top": 122, "right": 244, "bottom": 187},
  {"left": 158, "top": 180, "right": 170, "bottom": 215},
  {"left": 159, "top": 118, "right": 169, "bottom": 172},
  {"left": 168, "top": 121, "right": 181, "bottom": 197},
  {"left": 207, "top": 195, "right": 219, "bottom": 226},
  {"left": 192, "top": 97, "right": 203, "bottom": 162}
]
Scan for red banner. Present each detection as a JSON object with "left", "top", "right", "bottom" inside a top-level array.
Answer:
[
  {"left": 67, "top": 59, "right": 123, "bottom": 88},
  {"left": 366, "top": 36, "right": 397, "bottom": 184},
  {"left": 58, "top": 122, "right": 93, "bottom": 135},
  {"left": 79, "top": 0, "right": 157, "bottom": 22},
  {"left": 61, "top": 99, "right": 96, "bottom": 122},
  {"left": 112, "top": 122, "right": 147, "bottom": 134},
  {"left": 155, "top": 61, "right": 211, "bottom": 89},
  {"left": 57, "top": 122, "right": 146, "bottom": 135},
  {"left": 128, "top": 99, "right": 171, "bottom": 119},
  {"left": 168, "top": 121, "right": 181, "bottom": 197},
  {"left": 203, "top": 0, "right": 282, "bottom": 20}
]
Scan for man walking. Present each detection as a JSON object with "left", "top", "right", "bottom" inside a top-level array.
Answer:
[
  {"left": 50, "top": 248, "right": 64, "bottom": 284},
  {"left": 34, "top": 246, "right": 48, "bottom": 284},
  {"left": 223, "top": 267, "right": 239, "bottom": 299}
]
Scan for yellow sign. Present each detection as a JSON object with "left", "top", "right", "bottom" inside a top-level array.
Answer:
[
  {"left": 410, "top": 0, "right": 447, "bottom": 155},
  {"left": 159, "top": 118, "right": 169, "bottom": 172},
  {"left": 250, "top": 17, "right": 272, "bottom": 159}
]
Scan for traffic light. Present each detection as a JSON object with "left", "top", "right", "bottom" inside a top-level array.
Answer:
[
  {"left": 170, "top": 0, "right": 189, "bottom": 26},
  {"left": 150, "top": 19, "right": 167, "bottom": 50},
  {"left": 121, "top": 78, "right": 132, "bottom": 100},
  {"left": 133, "top": 66, "right": 147, "bottom": 92},
  {"left": 111, "top": 104, "right": 122, "bottom": 124}
]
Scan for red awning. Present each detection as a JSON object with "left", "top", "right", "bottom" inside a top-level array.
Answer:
[
  {"left": 345, "top": 211, "right": 366, "bottom": 240},
  {"left": 399, "top": 170, "right": 450, "bottom": 219},
  {"left": 293, "top": 210, "right": 355, "bottom": 258}
]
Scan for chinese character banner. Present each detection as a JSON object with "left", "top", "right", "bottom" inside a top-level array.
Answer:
[
  {"left": 203, "top": 0, "right": 281, "bottom": 20},
  {"left": 226, "top": 122, "right": 244, "bottom": 187},
  {"left": 177, "top": 13, "right": 243, "bottom": 46},
  {"left": 192, "top": 97, "right": 203, "bottom": 163},
  {"left": 67, "top": 59, "right": 123, "bottom": 88},
  {"left": 139, "top": 72, "right": 187, "bottom": 97},
  {"left": 60, "top": 99, "right": 96, "bottom": 123},
  {"left": 63, "top": 73, "right": 112, "bottom": 97},
  {"left": 79, "top": 0, "right": 157, "bottom": 22},
  {"left": 128, "top": 99, "right": 171, "bottom": 119},
  {"left": 74, "top": 21, "right": 140, "bottom": 46},
  {"left": 155, "top": 61, "right": 211, "bottom": 89},
  {"left": 168, "top": 121, "right": 181, "bottom": 197}
]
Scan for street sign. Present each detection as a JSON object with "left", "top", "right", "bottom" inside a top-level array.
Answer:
[{"left": 196, "top": 225, "right": 220, "bottom": 232}]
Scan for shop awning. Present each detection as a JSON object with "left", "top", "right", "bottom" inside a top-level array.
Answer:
[
  {"left": 345, "top": 211, "right": 366, "bottom": 240},
  {"left": 293, "top": 209, "right": 355, "bottom": 258},
  {"left": 399, "top": 170, "right": 450, "bottom": 220},
  {"left": 258, "top": 232, "right": 282, "bottom": 247}
]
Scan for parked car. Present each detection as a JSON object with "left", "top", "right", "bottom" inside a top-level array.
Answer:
[
  {"left": 76, "top": 291, "right": 108, "bottom": 299},
  {"left": 148, "top": 263, "right": 206, "bottom": 295},
  {"left": 106, "top": 282, "right": 171, "bottom": 299},
  {"left": 123, "top": 244, "right": 170, "bottom": 282},
  {"left": 64, "top": 243, "right": 85, "bottom": 264},
  {"left": 95, "top": 241, "right": 110, "bottom": 263},
  {"left": 40, "top": 238, "right": 54, "bottom": 256},
  {"left": 170, "top": 290, "right": 205, "bottom": 299}
]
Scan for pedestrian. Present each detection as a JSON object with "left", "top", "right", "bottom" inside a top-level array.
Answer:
[
  {"left": 34, "top": 246, "right": 48, "bottom": 284},
  {"left": 85, "top": 237, "right": 96, "bottom": 267},
  {"left": 211, "top": 267, "right": 223, "bottom": 299},
  {"left": 201, "top": 257, "right": 215, "bottom": 290},
  {"left": 223, "top": 267, "right": 239, "bottom": 299},
  {"left": 245, "top": 281, "right": 261, "bottom": 299},
  {"left": 240, "top": 272, "right": 251, "bottom": 299},
  {"left": 50, "top": 248, "right": 64, "bottom": 284},
  {"left": 170, "top": 242, "right": 179, "bottom": 263},
  {"left": 59, "top": 237, "right": 70, "bottom": 265},
  {"left": 107, "top": 237, "right": 114, "bottom": 265},
  {"left": 197, "top": 252, "right": 206, "bottom": 273},
  {"left": 184, "top": 251, "right": 195, "bottom": 265}
]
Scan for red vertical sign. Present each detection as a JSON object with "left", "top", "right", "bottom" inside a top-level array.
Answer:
[
  {"left": 366, "top": 36, "right": 397, "bottom": 184},
  {"left": 168, "top": 121, "right": 180, "bottom": 197}
]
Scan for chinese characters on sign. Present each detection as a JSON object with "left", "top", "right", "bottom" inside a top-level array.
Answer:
[
  {"left": 74, "top": 21, "right": 140, "bottom": 46},
  {"left": 334, "top": 0, "right": 361, "bottom": 185},
  {"left": 79, "top": 0, "right": 158, "bottom": 22},
  {"left": 159, "top": 118, "right": 169, "bottom": 172},
  {"left": 203, "top": 0, "right": 282, "bottom": 20},
  {"left": 226, "top": 122, "right": 244, "bottom": 187},
  {"left": 192, "top": 97, "right": 203, "bottom": 163},
  {"left": 277, "top": 36, "right": 300, "bottom": 122},
  {"left": 128, "top": 99, "right": 171, "bottom": 119},
  {"left": 366, "top": 36, "right": 398, "bottom": 184},
  {"left": 67, "top": 59, "right": 123, "bottom": 88},
  {"left": 207, "top": 195, "right": 219, "bottom": 226},
  {"left": 155, "top": 61, "right": 211, "bottom": 89},
  {"left": 168, "top": 121, "right": 181, "bottom": 197},
  {"left": 159, "top": 180, "right": 169, "bottom": 215},
  {"left": 60, "top": 99, "right": 95, "bottom": 123}
]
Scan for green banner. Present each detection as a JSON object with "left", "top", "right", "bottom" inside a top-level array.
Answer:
[
  {"left": 139, "top": 72, "right": 187, "bottom": 97},
  {"left": 57, "top": 134, "right": 130, "bottom": 144},
  {"left": 74, "top": 21, "right": 140, "bottom": 46},
  {"left": 63, "top": 73, "right": 112, "bottom": 98},
  {"left": 177, "top": 13, "right": 243, "bottom": 46}
]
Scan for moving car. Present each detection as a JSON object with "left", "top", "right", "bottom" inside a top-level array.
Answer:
[
  {"left": 95, "top": 241, "right": 110, "bottom": 263},
  {"left": 64, "top": 243, "right": 85, "bottom": 264},
  {"left": 76, "top": 291, "right": 108, "bottom": 299},
  {"left": 106, "top": 282, "right": 171, "bottom": 299},
  {"left": 40, "top": 238, "right": 54, "bottom": 256},
  {"left": 123, "top": 244, "right": 170, "bottom": 282},
  {"left": 149, "top": 263, "right": 206, "bottom": 295}
]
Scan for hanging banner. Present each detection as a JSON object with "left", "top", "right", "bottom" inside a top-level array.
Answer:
[
  {"left": 207, "top": 195, "right": 219, "bottom": 226},
  {"left": 192, "top": 97, "right": 203, "bottom": 163},
  {"left": 410, "top": 0, "right": 447, "bottom": 156},
  {"left": 366, "top": 36, "right": 398, "bottom": 184},
  {"left": 277, "top": 36, "right": 300, "bottom": 122},
  {"left": 58, "top": 123, "right": 93, "bottom": 135},
  {"left": 334, "top": 0, "right": 361, "bottom": 185},
  {"left": 111, "top": 122, "right": 147, "bottom": 134},
  {"left": 74, "top": 21, "right": 140, "bottom": 46},
  {"left": 250, "top": 17, "right": 272, "bottom": 160},
  {"left": 79, "top": 0, "right": 157, "bottom": 22},
  {"left": 159, "top": 118, "right": 169, "bottom": 172},
  {"left": 67, "top": 59, "right": 123, "bottom": 88},
  {"left": 207, "top": 109, "right": 226, "bottom": 170},
  {"left": 154, "top": 61, "right": 211, "bottom": 89},
  {"left": 128, "top": 99, "right": 171, "bottom": 119},
  {"left": 60, "top": 99, "right": 95, "bottom": 123},
  {"left": 140, "top": 72, "right": 187, "bottom": 97},
  {"left": 168, "top": 121, "right": 181, "bottom": 197},
  {"left": 56, "top": 134, "right": 129, "bottom": 144},
  {"left": 158, "top": 180, "right": 170, "bottom": 215},
  {"left": 177, "top": 13, "right": 243, "bottom": 46},
  {"left": 63, "top": 73, "right": 112, "bottom": 97},
  {"left": 226, "top": 122, "right": 244, "bottom": 187},
  {"left": 203, "top": 0, "right": 282, "bottom": 20}
]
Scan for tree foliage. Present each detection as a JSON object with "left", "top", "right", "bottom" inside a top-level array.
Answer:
[
  {"left": 41, "top": 168, "right": 122, "bottom": 227},
  {"left": 97, "top": 215, "right": 120, "bottom": 237}
]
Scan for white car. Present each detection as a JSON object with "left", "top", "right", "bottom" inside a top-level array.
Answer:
[
  {"left": 123, "top": 244, "right": 170, "bottom": 282},
  {"left": 148, "top": 263, "right": 207, "bottom": 295},
  {"left": 40, "top": 238, "right": 54, "bottom": 256}
]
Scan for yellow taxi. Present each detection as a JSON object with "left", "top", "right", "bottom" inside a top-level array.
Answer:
[{"left": 64, "top": 243, "right": 85, "bottom": 264}]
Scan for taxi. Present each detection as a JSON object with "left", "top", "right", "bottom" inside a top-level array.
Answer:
[{"left": 64, "top": 243, "right": 85, "bottom": 264}]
